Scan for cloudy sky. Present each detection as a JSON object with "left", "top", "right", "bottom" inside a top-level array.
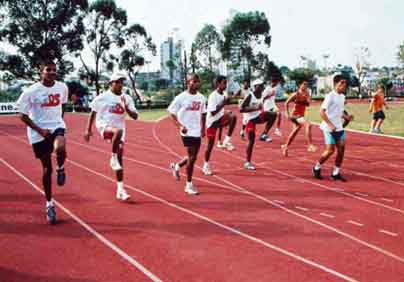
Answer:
[{"left": 116, "top": 0, "right": 404, "bottom": 71}]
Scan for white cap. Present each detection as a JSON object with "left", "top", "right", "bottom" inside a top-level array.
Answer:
[
  {"left": 252, "top": 78, "right": 264, "bottom": 87},
  {"left": 109, "top": 73, "right": 126, "bottom": 83}
]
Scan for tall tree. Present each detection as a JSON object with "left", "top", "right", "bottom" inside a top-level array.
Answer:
[
  {"left": 193, "top": 24, "right": 222, "bottom": 74},
  {"left": 222, "top": 11, "right": 271, "bottom": 78},
  {"left": 0, "top": 0, "right": 88, "bottom": 78},
  {"left": 116, "top": 23, "right": 156, "bottom": 100},
  {"left": 251, "top": 52, "right": 283, "bottom": 83},
  {"left": 398, "top": 42, "right": 404, "bottom": 68},
  {"left": 354, "top": 46, "right": 371, "bottom": 94},
  {"left": 80, "top": 0, "right": 127, "bottom": 95}
]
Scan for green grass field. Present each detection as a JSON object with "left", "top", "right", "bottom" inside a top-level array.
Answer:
[
  {"left": 305, "top": 102, "right": 404, "bottom": 137},
  {"left": 137, "top": 109, "right": 168, "bottom": 122}
]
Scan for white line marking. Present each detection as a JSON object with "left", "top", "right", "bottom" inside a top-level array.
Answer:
[
  {"left": 295, "top": 206, "right": 309, "bottom": 212},
  {"left": 320, "top": 213, "right": 335, "bottom": 219},
  {"left": 273, "top": 200, "right": 285, "bottom": 205},
  {"left": 379, "top": 230, "right": 398, "bottom": 237},
  {"left": 347, "top": 221, "right": 364, "bottom": 227},
  {"left": 354, "top": 192, "right": 369, "bottom": 198},
  {"left": 381, "top": 198, "right": 394, "bottom": 203},
  {"left": 0, "top": 158, "right": 163, "bottom": 282},
  {"left": 66, "top": 158, "right": 359, "bottom": 282}
]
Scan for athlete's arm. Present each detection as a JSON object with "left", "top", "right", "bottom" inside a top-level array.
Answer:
[
  {"left": 19, "top": 113, "right": 50, "bottom": 138},
  {"left": 84, "top": 111, "right": 96, "bottom": 142},
  {"left": 201, "top": 113, "right": 207, "bottom": 138},
  {"left": 169, "top": 113, "right": 187, "bottom": 134},
  {"left": 240, "top": 95, "right": 260, "bottom": 113},
  {"left": 319, "top": 109, "right": 336, "bottom": 132},
  {"left": 284, "top": 92, "right": 297, "bottom": 118}
]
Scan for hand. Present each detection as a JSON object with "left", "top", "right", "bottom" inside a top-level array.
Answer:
[
  {"left": 39, "top": 129, "right": 51, "bottom": 138},
  {"left": 329, "top": 124, "right": 337, "bottom": 132},
  {"left": 180, "top": 126, "right": 188, "bottom": 135},
  {"left": 348, "top": 114, "right": 354, "bottom": 122},
  {"left": 84, "top": 130, "right": 92, "bottom": 142},
  {"left": 257, "top": 103, "right": 263, "bottom": 111}
]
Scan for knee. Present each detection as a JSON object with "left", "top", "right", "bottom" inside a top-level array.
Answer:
[
  {"left": 55, "top": 146, "right": 66, "bottom": 156},
  {"left": 326, "top": 148, "right": 335, "bottom": 155},
  {"left": 43, "top": 164, "right": 53, "bottom": 176},
  {"left": 189, "top": 155, "right": 197, "bottom": 164}
]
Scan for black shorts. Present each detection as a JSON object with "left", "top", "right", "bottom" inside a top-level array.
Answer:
[
  {"left": 373, "top": 111, "right": 385, "bottom": 121},
  {"left": 209, "top": 116, "right": 225, "bottom": 129},
  {"left": 32, "top": 128, "right": 65, "bottom": 159},
  {"left": 181, "top": 136, "right": 201, "bottom": 148}
]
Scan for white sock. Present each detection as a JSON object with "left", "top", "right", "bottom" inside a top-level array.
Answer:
[
  {"left": 112, "top": 153, "right": 118, "bottom": 160},
  {"left": 203, "top": 161, "right": 209, "bottom": 168},
  {"left": 333, "top": 166, "right": 340, "bottom": 176},
  {"left": 224, "top": 135, "right": 231, "bottom": 144},
  {"left": 186, "top": 181, "right": 192, "bottom": 188},
  {"left": 46, "top": 200, "right": 54, "bottom": 208},
  {"left": 314, "top": 162, "right": 321, "bottom": 170},
  {"left": 117, "top": 181, "right": 124, "bottom": 192},
  {"left": 56, "top": 165, "right": 64, "bottom": 170},
  {"left": 175, "top": 163, "right": 180, "bottom": 170}
]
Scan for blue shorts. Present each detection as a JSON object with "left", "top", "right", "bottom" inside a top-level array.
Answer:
[{"left": 323, "top": 130, "right": 346, "bottom": 145}]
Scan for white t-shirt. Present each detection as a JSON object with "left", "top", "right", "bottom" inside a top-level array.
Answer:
[
  {"left": 262, "top": 85, "right": 276, "bottom": 111},
  {"left": 206, "top": 90, "right": 225, "bottom": 128},
  {"left": 320, "top": 90, "right": 346, "bottom": 132},
  {"left": 242, "top": 92, "right": 261, "bottom": 122},
  {"left": 17, "top": 81, "right": 68, "bottom": 144},
  {"left": 167, "top": 91, "right": 207, "bottom": 137},
  {"left": 90, "top": 90, "right": 137, "bottom": 133}
]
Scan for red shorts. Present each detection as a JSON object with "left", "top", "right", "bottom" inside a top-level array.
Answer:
[
  {"left": 245, "top": 112, "right": 265, "bottom": 133},
  {"left": 101, "top": 127, "right": 125, "bottom": 143},
  {"left": 206, "top": 116, "right": 226, "bottom": 138}
]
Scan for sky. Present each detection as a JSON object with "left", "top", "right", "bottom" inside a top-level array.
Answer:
[{"left": 115, "top": 0, "right": 404, "bottom": 71}]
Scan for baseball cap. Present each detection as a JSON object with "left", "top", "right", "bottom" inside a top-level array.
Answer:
[
  {"left": 252, "top": 79, "right": 264, "bottom": 87},
  {"left": 109, "top": 73, "right": 126, "bottom": 84}
]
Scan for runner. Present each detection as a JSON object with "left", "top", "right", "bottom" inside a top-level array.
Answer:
[
  {"left": 369, "top": 84, "right": 389, "bottom": 134},
  {"left": 259, "top": 77, "right": 282, "bottom": 142}
]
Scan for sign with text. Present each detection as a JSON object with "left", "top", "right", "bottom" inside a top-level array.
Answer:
[{"left": 0, "top": 102, "right": 18, "bottom": 114}]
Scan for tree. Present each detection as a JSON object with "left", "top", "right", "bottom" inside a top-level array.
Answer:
[
  {"left": 193, "top": 24, "right": 222, "bottom": 74},
  {"left": 0, "top": 0, "right": 88, "bottom": 78},
  {"left": 288, "top": 68, "right": 317, "bottom": 89},
  {"left": 189, "top": 43, "right": 200, "bottom": 73},
  {"left": 378, "top": 77, "right": 393, "bottom": 96},
  {"left": 354, "top": 46, "right": 371, "bottom": 95},
  {"left": 117, "top": 23, "right": 156, "bottom": 100},
  {"left": 251, "top": 52, "right": 283, "bottom": 83},
  {"left": 222, "top": 11, "right": 271, "bottom": 78},
  {"left": 398, "top": 42, "right": 404, "bottom": 68},
  {"left": 79, "top": 0, "right": 127, "bottom": 95}
]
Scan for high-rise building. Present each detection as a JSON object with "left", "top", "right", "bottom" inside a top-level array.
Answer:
[{"left": 160, "top": 28, "right": 183, "bottom": 83}]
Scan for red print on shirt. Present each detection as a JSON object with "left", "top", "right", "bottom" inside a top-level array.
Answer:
[
  {"left": 109, "top": 103, "right": 125, "bottom": 114},
  {"left": 186, "top": 101, "right": 201, "bottom": 111},
  {"left": 41, "top": 94, "right": 61, "bottom": 107}
]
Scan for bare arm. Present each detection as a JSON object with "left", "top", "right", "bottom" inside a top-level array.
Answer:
[
  {"left": 201, "top": 113, "right": 207, "bottom": 138},
  {"left": 20, "top": 113, "right": 50, "bottom": 138},
  {"left": 319, "top": 108, "right": 336, "bottom": 132},
  {"left": 240, "top": 95, "right": 261, "bottom": 113},
  {"left": 84, "top": 111, "right": 96, "bottom": 142},
  {"left": 169, "top": 113, "right": 187, "bottom": 134},
  {"left": 284, "top": 92, "right": 297, "bottom": 118}
]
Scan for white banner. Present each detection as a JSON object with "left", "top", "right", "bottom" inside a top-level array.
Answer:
[{"left": 0, "top": 102, "right": 18, "bottom": 114}]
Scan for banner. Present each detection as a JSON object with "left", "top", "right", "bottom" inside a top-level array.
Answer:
[{"left": 0, "top": 102, "right": 18, "bottom": 114}]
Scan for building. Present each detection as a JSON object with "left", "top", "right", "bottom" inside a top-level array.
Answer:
[{"left": 160, "top": 28, "right": 183, "bottom": 83}]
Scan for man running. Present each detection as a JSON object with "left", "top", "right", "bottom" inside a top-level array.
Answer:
[
  {"left": 240, "top": 79, "right": 277, "bottom": 170},
  {"left": 239, "top": 79, "right": 251, "bottom": 139},
  {"left": 17, "top": 60, "right": 68, "bottom": 224},
  {"left": 369, "top": 84, "right": 389, "bottom": 134},
  {"left": 259, "top": 77, "right": 282, "bottom": 142},
  {"left": 203, "top": 75, "right": 237, "bottom": 175},
  {"left": 84, "top": 73, "right": 137, "bottom": 201},
  {"left": 312, "top": 74, "right": 353, "bottom": 181},
  {"left": 169, "top": 74, "right": 207, "bottom": 195},
  {"left": 282, "top": 79, "right": 317, "bottom": 157}
]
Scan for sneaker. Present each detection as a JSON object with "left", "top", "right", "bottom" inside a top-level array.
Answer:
[
  {"left": 281, "top": 145, "right": 288, "bottom": 157},
  {"left": 170, "top": 163, "right": 180, "bottom": 181},
  {"left": 312, "top": 167, "right": 322, "bottom": 180},
  {"left": 259, "top": 134, "right": 272, "bottom": 142},
  {"left": 376, "top": 128, "right": 383, "bottom": 134},
  {"left": 223, "top": 141, "right": 235, "bottom": 151},
  {"left": 185, "top": 184, "right": 199, "bottom": 195},
  {"left": 274, "top": 128, "right": 282, "bottom": 137},
  {"left": 331, "top": 173, "right": 347, "bottom": 182},
  {"left": 217, "top": 142, "right": 225, "bottom": 149},
  {"left": 307, "top": 144, "right": 317, "bottom": 153},
  {"left": 110, "top": 155, "right": 122, "bottom": 171},
  {"left": 244, "top": 162, "right": 256, "bottom": 171},
  {"left": 116, "top": 189, "right": 131, "bottom": 201},
  {"left": 240, "top": 130, "right": 245, "bottom": 139},
  {"left": 46, "top": 206, "right": 57, "bottom": 225},
  {"left": 56, "top": 168, "right": 66, "bottom": 186},
  {"left": 202, "top": 165, "right": 213, "bottom": 176}
]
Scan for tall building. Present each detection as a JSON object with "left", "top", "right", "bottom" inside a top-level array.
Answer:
[{"left": 160, "top": 28, "right": 183, "bottom": 83}]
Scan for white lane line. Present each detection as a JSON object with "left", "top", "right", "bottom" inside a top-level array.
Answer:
[
  {"left": 379, "top": 230, "right": 399, "bottom": 237},
  {"left": 67, "top": 158, "right": 359, "bottom": 282},
  {"left": 320, "top": 213, "right": 335, "bottom": 219},
  {"left": 295, "top": 206, "right": 309, "bottom": 212},
  {"left": 273, "top": 200, "right": 285, "bottom": 205},
  {"left": 354, "top": 192, "right": 369, "bottom": 197},
  {"left": 347, "top": 221, "right": 364, "bottom": 227},
  {"left": 381, "top": 198, "right": 394, "bottom": 203},
  {"left": 0, "top": 158, "right": 163, "bottom": 282}
]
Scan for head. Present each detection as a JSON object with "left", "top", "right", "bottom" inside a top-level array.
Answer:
[
  {"left": 187, "top": 73, "right": 201, "bottom": 93},
  {"left": 39, "top": 60, "right": 57, "bottom": 84},
  {"left": 270, "top": 77, "right": 279, "bottom": 87},
  {"left": 109, "top": 79, "right": 125, "bottom": 94},
  {"left": 215, "top": 75, "right": 227, "bottom": 92},
  {"left": 252, "top": 79, "right": 265, "bottom": 96},
  {"left": 333, "top": 74, "right": 348, "bottom": 94},
  {"left": 242, "top": 78, "right": 250, "bottom": 90},
  {"left": 298, "top": 79, "right": 309, "bottom": 92}
]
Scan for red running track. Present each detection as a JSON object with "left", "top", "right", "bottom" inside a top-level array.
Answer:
[{"left": 0, "top": 109, "right": 404, "bottom": 282}]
